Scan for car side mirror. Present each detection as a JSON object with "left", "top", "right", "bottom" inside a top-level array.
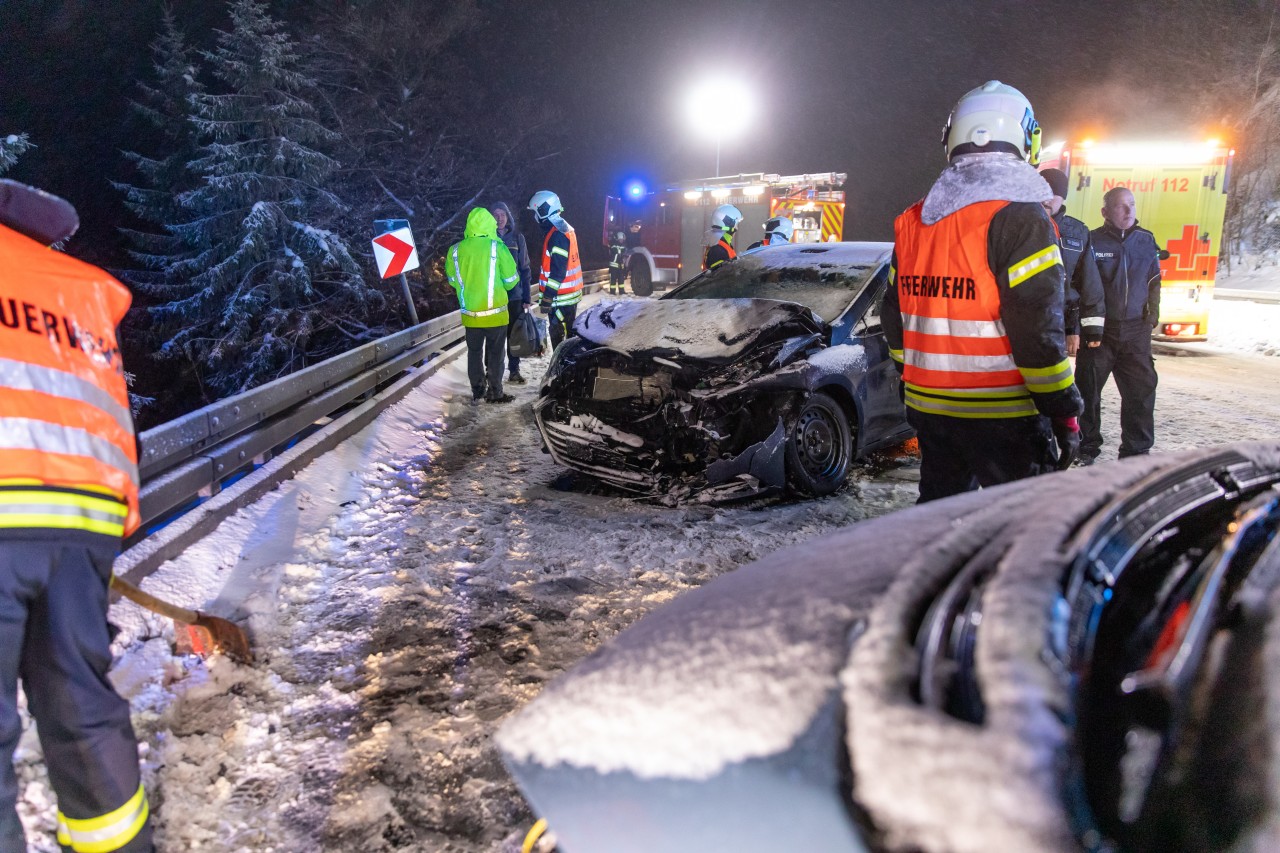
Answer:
[{"left": 1158, "top": 249, "right": 1171, "bottom": 262}]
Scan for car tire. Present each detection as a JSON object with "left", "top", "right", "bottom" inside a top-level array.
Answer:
[
  {"left": 629, "top": 256, "right": 653, "bottom": 297},
  {"left": 785, "top": 391, "right": 853, "bottom": 497}
]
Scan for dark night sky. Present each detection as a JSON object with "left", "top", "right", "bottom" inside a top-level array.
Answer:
[{"left": 0, "top": 0, "right": 1222, "bottom": 263}]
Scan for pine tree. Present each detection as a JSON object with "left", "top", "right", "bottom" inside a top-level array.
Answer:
[
  {"left": 0, "top": 133, "right": 33, "bottom": 175},
  {"left": 152, "top": 0, "right": 384, "bottom": 397},
  {"left": 115, "top": 9, "right": 206, "bottom": 289}
]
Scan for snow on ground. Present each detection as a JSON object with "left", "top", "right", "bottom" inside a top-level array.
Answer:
[
  {"left": 12, "top": 292, "right": 1280, "bottom": 852},
  {"left": 1203, "top": 298, "right": 1280, "bottom": 357}
]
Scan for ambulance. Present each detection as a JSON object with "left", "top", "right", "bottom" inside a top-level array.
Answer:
[
  {"left": 603, "top": 172, "right": 847, "bottom": 296},
  {"left": 1040, "top": 139, "right": 1234, "bottom": 341}
]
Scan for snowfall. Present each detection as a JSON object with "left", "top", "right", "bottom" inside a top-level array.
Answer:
[{"left": 12, "top": 293, "right": 1280, "bottom": 852}]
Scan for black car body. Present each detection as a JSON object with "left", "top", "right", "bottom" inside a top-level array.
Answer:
[
  {"left": 534, "top": 242, "right": 912, "bottom": 500},
  {"left": 498, "top": 443, "right": 1280, "bottom": 853}
]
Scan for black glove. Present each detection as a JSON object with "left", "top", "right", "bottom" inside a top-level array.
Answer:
[{"left": 1051, "top": 416, "right": 1081, "bottom": 471}]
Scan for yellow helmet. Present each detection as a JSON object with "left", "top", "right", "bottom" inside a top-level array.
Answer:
[{"left": 941, "top": 80, "right": 1042, "bottom": 165}]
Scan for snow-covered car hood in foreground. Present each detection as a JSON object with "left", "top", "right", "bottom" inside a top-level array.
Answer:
[
  {"left": 574, "top": 297, "right": 824, "bottom": 363},
  {"left": 498, "top": 443, "right": 1280, "bottom": 853}
]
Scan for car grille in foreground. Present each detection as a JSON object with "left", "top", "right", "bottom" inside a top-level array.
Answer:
[{"left": 536, "top": 405, "right": 660, "bottom": 492}]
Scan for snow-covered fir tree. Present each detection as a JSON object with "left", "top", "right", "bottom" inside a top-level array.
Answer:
[
  {"left": 0, "top": 133, "right": 33, "bottom": 175},
  {"left": 152, "top": 0, "right": 384, "bottom": 397},
  {"left": 115, "top": 10, "right": 205, "bottom": 289}
]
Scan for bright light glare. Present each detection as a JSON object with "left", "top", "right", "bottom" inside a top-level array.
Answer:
[
  {"left": 711, "top": 188, "right": 731, "bottom": 199},
  {"left": 684, "top": 191, "right": 702, "bottom": 201},
  {"left": 743, "top": 185, "right": 765, "bottom": 197},
  {"left": 1082, "top": 141, "right": 1226, "bottom": 166},
  {"left": 686, "top": 76, "right": 754, "bottom": 141}
]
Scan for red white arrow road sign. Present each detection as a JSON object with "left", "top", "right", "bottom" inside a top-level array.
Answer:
[{"left": 371, "top": 227, "right": 420, "bottom": 278}]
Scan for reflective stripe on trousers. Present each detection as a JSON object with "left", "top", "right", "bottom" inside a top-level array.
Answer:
[{"left": 56, "top": 784, "right": 149, "bottom": 853}]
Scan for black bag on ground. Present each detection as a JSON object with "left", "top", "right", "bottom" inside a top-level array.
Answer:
[{"left": 508, "top": 310, "right": 548, "bottom": 358}]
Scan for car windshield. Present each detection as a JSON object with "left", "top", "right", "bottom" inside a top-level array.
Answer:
[{"left": 665, "top": 252, "right": 881, "bottom": 322}]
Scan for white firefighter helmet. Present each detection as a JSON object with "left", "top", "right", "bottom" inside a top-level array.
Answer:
[
  {"left": 528, "top": 190, "right": 563, "bottom": 222},
  {"left": 764, "top": 216, "right": 794, "bottom": 243},
  {"left": 941, "top": 80, "right": 1042, "bottom": 165},
  {"left": 711, "top": 203, "right": 743, "bottom": 233}
]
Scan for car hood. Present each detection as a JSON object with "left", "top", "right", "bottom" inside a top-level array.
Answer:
[{"left": 575, "top": 298, "right": 826, "bottom": 364}]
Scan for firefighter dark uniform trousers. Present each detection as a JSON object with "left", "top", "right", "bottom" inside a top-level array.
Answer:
[
  {"left": 884, "top": 195, "right": 1082, "bottom": 503},
  {"left": 607, "top": 239, "right": 626, "bottom": 294},
  {"left": 0, "top": 223, "right": 151, "bottom": 853}
]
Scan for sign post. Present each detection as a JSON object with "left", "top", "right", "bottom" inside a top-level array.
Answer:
[{"left": 372, "top": 218, "right": 421, "bottom": 326}]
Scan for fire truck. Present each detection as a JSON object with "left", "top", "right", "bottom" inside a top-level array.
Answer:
[
  {"left": 603, "top": 172, "right": 847, "bottom": 296},
  {"left": 1040, "top": 139, "right": 1234, "bottom": 341}
]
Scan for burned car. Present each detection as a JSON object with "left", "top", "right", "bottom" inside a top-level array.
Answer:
[{"left": 534, "top": 242, "right": 913, "bottom": 500}]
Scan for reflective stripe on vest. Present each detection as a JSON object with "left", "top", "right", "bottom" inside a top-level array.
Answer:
[
  {"left": 892, "top": 199, "right": 1062, "bottom": 419},
  {"left": 461, "top": 305, "right": 506, "bottom": 318},
  {"left": 452, "top": 241, "right": 510, "bottom": 318},
  {"left": 0, "top": 487, "right": 129, "bottom": 537},
  {"left": 541, "top": 226, "right": 584, "bottom": 306},
  {"left": 0, "top": 225, "right": 139, "bottom": 534},
  {"left": 57, "top": 783, "right": 149, "bottom": 853}
]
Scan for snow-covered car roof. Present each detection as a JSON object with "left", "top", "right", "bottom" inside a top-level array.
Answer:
[{"left": 737, "top": 240, "right": 893, "bottom": 270}]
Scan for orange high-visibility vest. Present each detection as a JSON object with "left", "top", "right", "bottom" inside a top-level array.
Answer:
[
  {"left": 892, "top": 199, "right": 1039, "bottom": 419},
  {"left": 704, "top": 236, "right": 737, "bottom": 270},
  {"left": 540, "top": 226, "right": 583, "bottom": 307},
  {"left": 0, "top": 224, "right": 139, "bottom": 537}
]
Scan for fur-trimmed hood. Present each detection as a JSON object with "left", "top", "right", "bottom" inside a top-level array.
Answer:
[{"left": 921, "top": 153, "right": 1051, "bottom": 224}]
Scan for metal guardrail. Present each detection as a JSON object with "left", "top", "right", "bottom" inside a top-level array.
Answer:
[
  {"left": 131, "top": 268, "right": 611, "bottom": 542},
  {"left": 1215, "top": 287, "right": 1280, "bottom": 304}
]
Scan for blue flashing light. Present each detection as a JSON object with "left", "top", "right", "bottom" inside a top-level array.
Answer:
[{"left": 624, "top": 179, "right": 647, "bottom": 200}]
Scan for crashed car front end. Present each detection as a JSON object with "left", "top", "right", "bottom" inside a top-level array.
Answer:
[{"left": 534, "top": 302, "right": 828, "bottom": 500}]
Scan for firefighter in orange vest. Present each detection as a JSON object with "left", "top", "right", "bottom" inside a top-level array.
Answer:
[
  {"left": 881, "top": 81, "right": 1083, "bottom": 502},
  {"left": 528, "top": 190, "right": 584, "bottom": 349},
  {"left": 703, "top": 204, "right": 741, "bottom": 270},
  {"left": 0, "top": 181, "right": 152, "bottom": 851}
]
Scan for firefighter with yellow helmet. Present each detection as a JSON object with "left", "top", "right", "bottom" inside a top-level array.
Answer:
[
  {"left": 881, "top": 81, "right": 1083, "bottom": 502},
  {"left": 0, "top": 181, "right": 152, "bottom": 852}
]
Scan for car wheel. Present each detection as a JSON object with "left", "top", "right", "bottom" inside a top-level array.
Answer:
[
  {"left": 785, "top": 391, "right": 853, "bottom": 497},
  {"left": 629, "top": 256, "right": 653, "bottom": 297}
]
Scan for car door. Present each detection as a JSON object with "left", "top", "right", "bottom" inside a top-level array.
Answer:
[{"left": 842, "top": 269, "right": 908, "bottom": 447}]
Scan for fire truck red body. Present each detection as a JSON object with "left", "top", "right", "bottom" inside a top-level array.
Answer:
[{"left": 603, "top": 172, "right": 847, "bottom": 296}]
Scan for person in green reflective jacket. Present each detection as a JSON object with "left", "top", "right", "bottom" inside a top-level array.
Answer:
[{"left": 446, "top": 207, "right": 520, "bottom": 403}]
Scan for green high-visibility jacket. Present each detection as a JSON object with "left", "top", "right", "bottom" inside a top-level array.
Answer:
[{"left": 446, "top": 208, "right": 520, "bottom": 328}]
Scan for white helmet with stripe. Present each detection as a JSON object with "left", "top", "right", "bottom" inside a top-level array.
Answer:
[
  {"left": 764, "top": 216, "right": 794, "bottom": 243},
  {"left": 711, "top": 203, "right": 743, "bottom": 233},
  {"left": 528, "top": 190, "right": 564, "bottom": 223},
  {"left": 941, "top": 80, "right": 1042, "bottom": 165}
]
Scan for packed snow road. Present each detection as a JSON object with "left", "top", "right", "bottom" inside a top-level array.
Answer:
[{"left": 13, "top": 312, "right": 1280, "bottom": 851}]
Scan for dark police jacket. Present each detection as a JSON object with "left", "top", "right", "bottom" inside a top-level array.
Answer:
[
  {"left": 1051, "top": 209, "right": 1105, "bottom": 342},
  {"left": 1089, "top": 221, "right": 1162, "bottom": 331}
]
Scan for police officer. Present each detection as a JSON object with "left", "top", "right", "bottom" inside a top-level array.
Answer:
[
  {"left": 746, "top": 216, "right": 794, "bottom": 252},
  {"left": 882, "top": 81, "right": 1083, "bottom": 502},
  {"left": 528, "top": 191, "right": 584, "bottom": 349},
  {"left": 607, "top": 230, "right": 627, "bottom": 295},
  {"left": 0, "top": 181, "right": 153, "bottom": 852},
  {"left": 704, "top": 204, "right": 741, "bottom": 271},
  {"left": 1039, "top": 168, "right": 1105, "bottom": 356},
  {"left": 1077, "top": 186, "right": 1161, "bottom": 463}
]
